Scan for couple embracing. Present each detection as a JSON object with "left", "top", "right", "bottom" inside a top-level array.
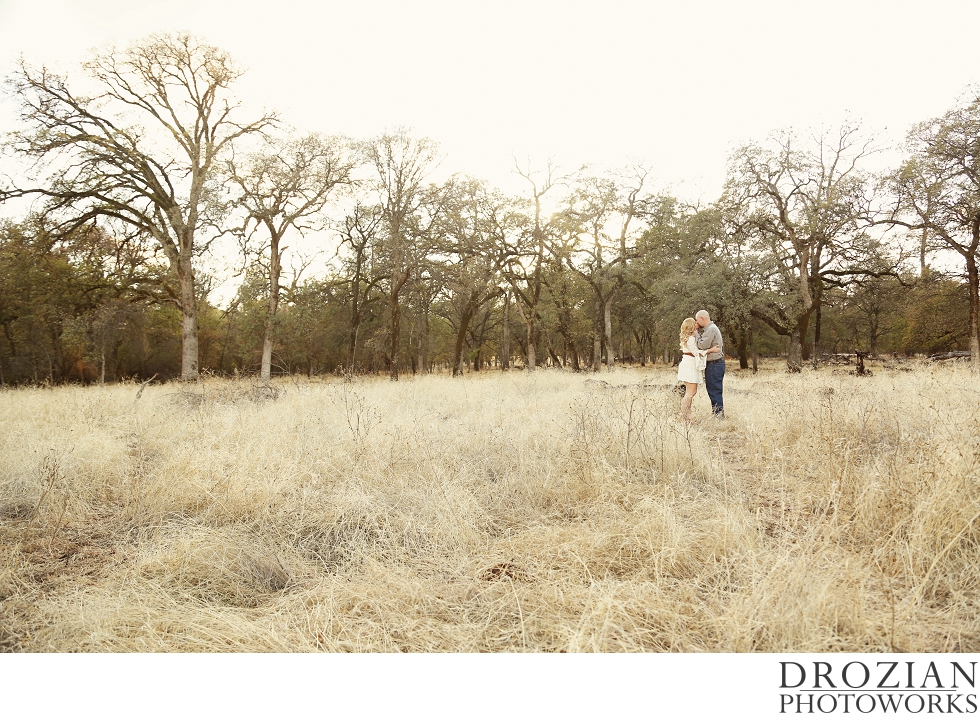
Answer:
[{"left": 677, "top": 310, "right": 725, "bottom": 422}]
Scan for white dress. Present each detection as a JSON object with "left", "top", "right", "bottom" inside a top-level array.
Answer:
[{"left": 677, "top": 335, "right": 707, "bottom": 384}]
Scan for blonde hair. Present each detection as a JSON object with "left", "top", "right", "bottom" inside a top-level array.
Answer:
[{"left": 679, "top": 317, "right": 697, "bottom": 351}]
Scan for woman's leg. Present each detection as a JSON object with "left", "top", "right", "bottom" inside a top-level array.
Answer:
[{"left": 680, "top": 382, "right": 698, "bottom": 420}]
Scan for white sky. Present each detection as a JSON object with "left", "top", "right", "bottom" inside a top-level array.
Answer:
[
  {"left": 0, "top": 0, "right": 977, "bottom": 297},
  {"left": 3, "top": 0, "right": 979, "bottom": 199}
]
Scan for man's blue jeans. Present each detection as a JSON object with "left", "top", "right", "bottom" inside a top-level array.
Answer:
[{"left": 704, "top": 359, "right": 725, "bottom": 417}]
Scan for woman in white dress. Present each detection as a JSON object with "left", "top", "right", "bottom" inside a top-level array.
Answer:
[{"left": 677, "top": 317, "right": 719, "bottom": 421}]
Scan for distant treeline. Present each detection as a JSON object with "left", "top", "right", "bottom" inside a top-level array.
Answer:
[
  {"left": 1, "top": 33, "right": 978, "bottom": 384},
  {"left": 0, "top": 215, "right": 968, "bottom": 385}
]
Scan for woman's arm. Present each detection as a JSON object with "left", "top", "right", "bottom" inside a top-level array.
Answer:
[{"left": 690, "top": 338, "right": 720, "bottom": 354}]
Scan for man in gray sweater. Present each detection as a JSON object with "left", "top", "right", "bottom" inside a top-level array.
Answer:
[{"left": 695, "top": 309, "right": 725, "bottom": 418}]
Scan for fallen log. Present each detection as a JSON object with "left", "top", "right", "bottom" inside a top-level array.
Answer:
[{"left": 928, "top": 351, "right": 971, "bottom": 361}]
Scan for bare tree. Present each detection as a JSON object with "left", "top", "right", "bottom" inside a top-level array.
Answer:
[
  {"left": 365, "top": 131, "right": 441, "bottom": 381},
  {"left": 556, "top": 166, "right": 652, "bottom": 371},
  {"left": 724, "top": 125, "right": 884, "bottom": 372},
  {"left": 542, "top": 259, "right": 584, "bottom": 370},
  {"left": 508, "top": 158, "right": 569, "bottom": 372},
  {"left": 2, "top": 33, "right": 276, "bottom": 380},
  {"left": 889, "top": 94, "right": 980, "bottom": 371},
  {"left": 227, "top": 133, "right": 354, "bottom": 381},
  {"left": 434, "top": 177, "right": 512, "bottom": 377},
  {"left": 336, "top": 201, "right": 386, "bottom": 374}
]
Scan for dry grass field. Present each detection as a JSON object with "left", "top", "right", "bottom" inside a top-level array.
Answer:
[{"left": 0, "top": 360, "right": 977, "bottom": 652}]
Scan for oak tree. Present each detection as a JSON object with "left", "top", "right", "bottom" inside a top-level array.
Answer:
[
  {"left": 724, "top": 125, "right": 884, "bottom": 371},
  {"left": 2, "top": 33, "right": 276, "bottom": 380},
  {"left": 890, "top": 95, "right": 980, "bottom": 371},
  {"left": 227, "top": 133, "right": 353, "bottom": 381}
]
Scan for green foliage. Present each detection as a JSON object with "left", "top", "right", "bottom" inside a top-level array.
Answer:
[{"left": 900, "top": 277, "right": 972, "bottom": 355}]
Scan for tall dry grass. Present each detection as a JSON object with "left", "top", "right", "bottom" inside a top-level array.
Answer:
[{"left": 0, "top": 360, "right": 977, "bottom": 652}]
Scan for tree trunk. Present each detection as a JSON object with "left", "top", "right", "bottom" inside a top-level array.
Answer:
[
  {"left": 568, "top": 341, "right": 580, "bottom": 371},
  {"left": 415, "top": 314, "right": 423, "bottom": 374},
  {"left": 968, "top": 254, "right": 980, "bottom": 373},
  {"left": 414, "top": 273, "right": 429, "bottom": 376},
  {"left": 809, "top": 302, "right": 822, "bottom": 370},
  {"left": 347, "top": 318, "right": 361, "bottom": 375},
  {"left": 526, "top": 311, "right": 536, "bottom": 372},
  {"left": 453, "top": 300, "right": 476, "bottom": 378},
  {"left": 737, "top": 327, "right": 749, "bottom": 370},
  {"left": 261, "top": 243, "right": 281, "bottom": 383},
  {"left": 389, "top": 293, "right": 400, "bottom": 382},
  {"left": 260, "top": 325, "right": 275, "bottom": 380},
  {"left": 604, "top": 295, "right": 615, "bottom": 371},
  {"left": 501, "top": 292, "right": 510, "bottom": 371},
  {"left": 388, "top": 265, "right": 412, "bottom": 382},
  {"left": 592, "top": 329, "right": 601, "bottom": 372},
  {"left": 178, "top": 254, "right": 199, "bottom": 381},
  {"left": 347, "top": 286, "right": 362, "bottom": 374},
  {"left": 787, "top": 328, "right": 803, "bottom": 373}
]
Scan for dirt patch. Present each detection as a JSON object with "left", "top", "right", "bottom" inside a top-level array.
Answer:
[
  {"left": 0, "top": 506, "right": 121, "bottom": 600},
  {"left": 0, "top": 502, "right": 34, "bottom": 521},
  {"left": 0, "top": 516, "right": 124, "bottom": 651},
  {"left": 479, "top": 561, "right": 530, "bottom": 582},
  {"left": 0, "top": 517, "right": 123, "bottom": 596}
]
